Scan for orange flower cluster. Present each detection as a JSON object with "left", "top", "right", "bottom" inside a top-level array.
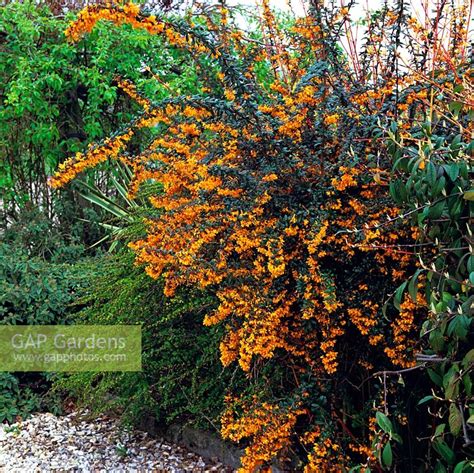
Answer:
[
  {"left": 384, "top": 292, "right": 426, "bottom": 368},
  {"left": 65, "top": 2, "right": 157, "bottom": 41},
  {"left": 49, "top": 130, "right": 134, "bottom": 188},
  {"left": 65, "top": 2, "right": 210, "bottom": 55},
  {"left": 305, "top": 436, "right": 347, "bottom": 472},
  {"left": 117, "top": 79, "right": 150, "bottom": 111},
  {"left": 49, "top": 104, "right": 179, "bottom": 188},
  {"left": 222, "top": 399, "right": 304, "bottom": 472}
]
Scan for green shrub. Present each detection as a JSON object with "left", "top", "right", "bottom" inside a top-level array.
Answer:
[
  {"left": 54, "top": 251, "right": 244, "bottom": 432},
  {"left": 0, "top": 373, "right": 40, "bottom": 423},
  {"left": 0, "top": 239, "right": 95, "bottom": 422},
  {"left": 385, "top": 83, "right": 474, "bottom": 470}
]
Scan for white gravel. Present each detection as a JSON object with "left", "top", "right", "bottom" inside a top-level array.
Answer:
[{"left": 0, "top": 411, "right": 227, "bottom": 472}]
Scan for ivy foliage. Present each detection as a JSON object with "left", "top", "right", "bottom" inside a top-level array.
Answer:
[
  {"left": 0, "top": 234, "right": 93, "bottom": 423},
  {"left": 0, "top": 373, "right": 40, "bottom": 424}
]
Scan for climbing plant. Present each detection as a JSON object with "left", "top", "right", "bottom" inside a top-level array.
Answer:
[{"left": 0, "top": 0, "right": 194, "bottom": 238}]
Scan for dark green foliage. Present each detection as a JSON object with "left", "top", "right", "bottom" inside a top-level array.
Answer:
[
  {"left": 384, "top": 86, "right": 474, "bottom": 468},
  {"left": 0, "top": 238, "right": 93, "bottom": 423},
  {"left": 0, "top": 240, "right": 89, "bottom": 325},
  {"left": 0, "top": 373, "right": 40, "bottom": 423},
  {"left": 2, "top": 205, "right": 92, "bottom": 262}
]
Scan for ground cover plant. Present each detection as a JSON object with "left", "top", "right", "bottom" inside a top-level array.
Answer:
[
  {"left": 53, "top": 249, "right": 242, "bottom": 432},
  {"left": 7, "top": 0, "right": 474, "bottom": 470}
]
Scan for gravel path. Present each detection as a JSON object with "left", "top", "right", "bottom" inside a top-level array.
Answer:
[{"left": 0, "top": 411, "right": 227, "bottom": 472}]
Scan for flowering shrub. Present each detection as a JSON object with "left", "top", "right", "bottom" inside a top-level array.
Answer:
[{"left": 51, "top": 1, "right": 473, "bottom": 470}]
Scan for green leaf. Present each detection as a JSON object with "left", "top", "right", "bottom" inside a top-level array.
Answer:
[
  {"left": 434, "top": 462, "right": 448, "bottom": 473},
  {"left": 463, "top": 128, "right": 474, "bottom": 150},
  {"left": 434, "top": 423, "right": 446, "bottom": 437},
  {"left": 408, "top": 270, "right": 423, "bottom": 302},
  {"left": 444, "top": 366, "right": 460, "bottom": 400},
  {"left": 382, "top": 442, "right": 393, "bottom": 469},
  {"left": 447, "top": 315, "right": 471, "bottom": 339},
  {"left": 428, "top": 201, "right": 445, "bottom": 219},
  {"left": 449, "top": 403, "right": 462, "bottom": 436},
  {"left": 463, "top": 190, "right": 474, "bottom": 201},
  {"left": 448, "top": 101, "right": 463, "bottom": 116},
  {"left": 444, "top": 164, "right": 460, "bottom": 182},
  {"left": 433, "top": 439, "right": 455, "bottom": 465},
  {"left": 467, "top": 256, "right": 474, "bottom": 274},
  {"left": 454, "top": 461, "right": 470, "bottom": 473},
  {"left": 464, "top": 373, "right": 472, "bottom": 397},
  {"left": 428, "top": 368, "right": 443, "bottom": 387},
  {"left": 417, "top": 395, "right": 434, "bottom": 405},
  {"left": 390, "top": 432, "right": 403, "bottom": 444},
  {"left": 426, "top": 161, "right": 436, "bottom": 183},
  {"left": 429, "top": 329, "right": 445, "bottom": 352},
  {"left": 376, "top": 411, "right": 393, "bottom": 433},
  {"left": 445, "top": 377, "right": 460, "bottom": 400},
  {"left": 451, "top": 133, "right": 462, "bottom": 148},
  {"left": 389, "top": 180, "right": 407, "bottom": 203},
  {"left": 449, "top": 198, "right": 463, "bottom": 218},
  {"left": 463, "top": 349, "right": 474, "bottom": 368},
  {"left": 433, "top": 176, "right": 446, "bottom": 196},
  {"left": 393, "top": 281, "right": 408, "bottom": 311}
]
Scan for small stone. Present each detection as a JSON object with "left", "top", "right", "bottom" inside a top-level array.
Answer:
[{"left": 0, "top": 409, "right": 229, "bottom": 472}]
